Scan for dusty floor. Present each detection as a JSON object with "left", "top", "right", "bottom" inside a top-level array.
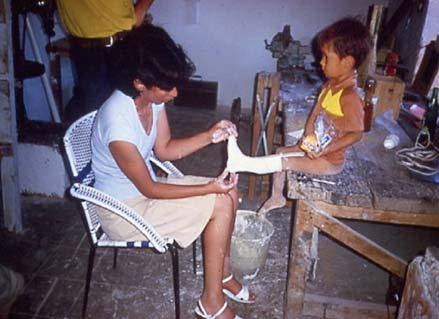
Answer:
[{"left": 1, "top": 104, "right": 438, "bottom": 319}]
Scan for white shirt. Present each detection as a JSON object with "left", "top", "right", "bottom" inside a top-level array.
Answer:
[{"left": 91, "top": 90, "right": 164, "bottom": 199}]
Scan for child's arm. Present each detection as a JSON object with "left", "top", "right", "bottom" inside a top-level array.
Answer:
[
  {"left": 304, "top": 102, "right": 322, "bottom": 137},
  {"left": 304, "top": 85, "right": 329, "bottom": 136},
  {"left": 320, "top": 131, "right": 362, "bottom": 155}
]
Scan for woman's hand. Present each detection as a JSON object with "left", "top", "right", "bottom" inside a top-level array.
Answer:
[
  {"left": 209, "top": 120, "right": 238, "bottom": 143},
  {"left": 208, "top": 169, "right": 239, "bottom": 193}
]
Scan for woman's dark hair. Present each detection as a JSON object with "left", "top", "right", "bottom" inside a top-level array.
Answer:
[
  {"left": 317, "top": 17, "right": 371, "bottom": 68},
  {"left": 111, "top": 23, "right": 195, "bottom": 97}
]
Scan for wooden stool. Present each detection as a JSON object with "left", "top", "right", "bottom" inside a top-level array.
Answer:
[
  {"left": 372, "top": 73, "right": 405, "bottom": 120},
  {"left": 248, "top": 72, "right": 280, "bottom": 200}
]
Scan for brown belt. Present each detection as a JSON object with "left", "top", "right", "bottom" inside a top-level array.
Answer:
[{"left": 71, "top": 30, "right": 129, "bottom": 49}]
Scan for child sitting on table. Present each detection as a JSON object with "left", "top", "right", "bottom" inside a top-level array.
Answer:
[{"left": 226, "top": 17, "right": 371, "bottom": 214}]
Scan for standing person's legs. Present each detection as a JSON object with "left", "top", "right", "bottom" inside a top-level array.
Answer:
[{"left": 63, "top": 45, "right": 114, "bottom": 123}]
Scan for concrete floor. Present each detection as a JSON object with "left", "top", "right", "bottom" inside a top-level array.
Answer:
[{"left": 1, "top": 105, "right": 438, "bottom": 319}]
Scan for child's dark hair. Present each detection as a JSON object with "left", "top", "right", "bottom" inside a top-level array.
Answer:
[
  {"left": 317, "top": 17, "right": 371, "bottom": 68},
  {"left": 111, "top": 23, "right": 195, "bottom": 97}
]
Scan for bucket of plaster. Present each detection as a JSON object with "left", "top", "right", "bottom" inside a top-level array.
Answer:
[{"left": 230, "top": 210, "right": 274, "bottom": 280}]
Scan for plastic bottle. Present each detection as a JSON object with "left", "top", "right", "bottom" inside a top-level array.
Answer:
[
  {"left": 419, "top": 87, "right": 439, "bottom": 145},
  {"left": 363, "top": 77, "right": 376, "bottom": 132},
  {"left": 383, "top": 134, "right": 400, "bottom": 149}
]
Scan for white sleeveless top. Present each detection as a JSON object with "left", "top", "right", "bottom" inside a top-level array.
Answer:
[{"left": 91, "top": 90, "right": 164, "bottom": 200}]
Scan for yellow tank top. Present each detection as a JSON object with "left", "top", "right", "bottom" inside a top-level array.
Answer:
[
  {"left": 56, "top": 0, "right": 136, "bottom": 38},
  {"left": 318, "top": 87, "right": 344, "bottom": 117}
]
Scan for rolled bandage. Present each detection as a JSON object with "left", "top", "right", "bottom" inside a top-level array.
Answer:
[{"left": 211, "top": 129, "right": 225, "bottom": 143}]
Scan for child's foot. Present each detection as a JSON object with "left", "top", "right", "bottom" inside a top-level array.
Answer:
[
  {"left": 257, "top": 196, "right": 287, "bottom": 215},
  {"left": 227, "top": 136, "right": 245, "bottom": 173}
]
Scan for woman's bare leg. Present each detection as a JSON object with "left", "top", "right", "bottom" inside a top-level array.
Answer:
[
  {"left": 200, "top": 193, "right": 236, "bottom": 318},
  {"left": 221, "top": 187, "right": 256, "bottom": 302}
]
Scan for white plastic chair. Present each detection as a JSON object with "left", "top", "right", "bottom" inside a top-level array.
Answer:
[{"left": 63, "top": 110, "right": 186, "bottom": 319}]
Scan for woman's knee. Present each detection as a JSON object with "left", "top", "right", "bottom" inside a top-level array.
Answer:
[{"left": 212, "top": 194, "right": 235, "bottom": 219}]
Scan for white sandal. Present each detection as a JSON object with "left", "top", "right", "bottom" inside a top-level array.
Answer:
[
  {"left": 222, "top": 274, "right": 255, "bottom": 304},
  {"left": 194, "top": 300, "right": 242, "bottom": 319}
]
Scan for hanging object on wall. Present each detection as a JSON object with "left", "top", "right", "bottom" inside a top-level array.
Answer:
[
  {"left": 264, "top": 25, "right": 310, "bottom": 71},
  {"left": 185, "top": 0, "right": 200, "bottom": 25}
]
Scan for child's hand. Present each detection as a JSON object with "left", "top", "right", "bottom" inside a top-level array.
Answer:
[
  {"left": 210, "top": 120, "right": 238, "bottom": 143},
  {"left": 306, "top": 150, "right": 321, "bottom": 159},
  {"left": 306, "top": 145, "right": 330, "bottom": 159},
  {"left": 209, "top": 169, "right": 239, "bottom": 193}
]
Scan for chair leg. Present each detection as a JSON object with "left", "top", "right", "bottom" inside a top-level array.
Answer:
[
  {"left": 82, "top": 246, "right": 96, "bottom": 319},
  {"left": 192, "top": 241, "right": 197, "bottom": 275},
  {"left": 113, "top": 248, "right": 118, "bottom": 269},
  {"left": 169, "top": 245, "right": 180, "bottom": 319},
  {"left": 192, "top": 238, "right": 203, "bottom": 275}
]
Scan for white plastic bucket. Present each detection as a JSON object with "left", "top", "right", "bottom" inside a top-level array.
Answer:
[{"left": 230, "top": 210, "right": 274, "bottom": 280}]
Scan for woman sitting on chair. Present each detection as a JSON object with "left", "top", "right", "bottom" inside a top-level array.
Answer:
[{"left": 91, "top": 23, "right": 255, "bottom": 319}]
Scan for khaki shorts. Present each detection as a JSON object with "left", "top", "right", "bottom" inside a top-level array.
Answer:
[{"left": 96, "top": 175, "right": 216, "bottom": 248}]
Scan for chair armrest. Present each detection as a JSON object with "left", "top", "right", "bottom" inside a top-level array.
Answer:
[
  {"left": 70, "top": 183, "right": 171, "bottom": 253},
  {"left": 150, "top": 153, "right": 184, "bottom": 178}
]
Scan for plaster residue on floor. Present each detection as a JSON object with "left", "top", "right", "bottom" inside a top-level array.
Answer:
[{"left": 2, "top": 105, "right": 439, "bottom": 318}]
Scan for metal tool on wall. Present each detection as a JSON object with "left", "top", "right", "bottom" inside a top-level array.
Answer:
[{"left": 255, "top": 94, "right": 279, "bottom": 156}]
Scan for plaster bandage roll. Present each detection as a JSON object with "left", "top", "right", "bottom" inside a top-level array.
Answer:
[{"left": 227, "top": 136, "right": 283, "bottom": 174}]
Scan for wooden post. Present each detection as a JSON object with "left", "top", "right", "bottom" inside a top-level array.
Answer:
[
  {"left": 248, "top": 72, "right": 280, "bottom": 199},
  {"left": 0, "top": 0, "right": 22, "bottom": 232},
  {"left": 398, "top": 247, "right": 439, "bottom": 319},
  {"left": 284, "top": 200, "right": 314, "bottom": 319}
]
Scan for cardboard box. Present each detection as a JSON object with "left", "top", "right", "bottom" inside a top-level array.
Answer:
[
  {"left": 174, "top": 79, "right": 218, "bottom": 109},
  {"left": 372, "top": 74, "right": 405, "bottom": 119}
]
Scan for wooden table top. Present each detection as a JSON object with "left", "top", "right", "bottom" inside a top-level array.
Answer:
[{"left": 281, "top": 73, "right": 439, "bottom": 214}]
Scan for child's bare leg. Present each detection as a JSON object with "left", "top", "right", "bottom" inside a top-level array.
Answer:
[
  {"left": 259, "top": 147, "right": 342, "bottom": 214},
  {"left": 227, "top": 136, "right": 284, "bottom": 174},
  {"left": 258, "top": 170, "right": 286, "bottom": 214},
  {"left": 258, "top": 146, "right": 295, "bottom": 214}
]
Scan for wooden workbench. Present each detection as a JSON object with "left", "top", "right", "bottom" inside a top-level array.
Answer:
[{"left": 281, "top": 72, "right": 439, "bottom": 319}]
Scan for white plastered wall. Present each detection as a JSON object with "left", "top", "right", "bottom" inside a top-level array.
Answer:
[{"left": 150, "top": 0, "right": 388, "bottom": 108}]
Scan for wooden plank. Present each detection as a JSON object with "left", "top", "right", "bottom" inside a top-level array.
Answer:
[
  {"left": 308, "top": 201, "right": 408, "bottom": 278},
  {"left": 1, "top": 156, "right": 22, "bottom": 231},
  {"left": 284, "top": 200, "right": 314, "bottom": 319},
  {"left": 303, "top": 293, "right": 396, "bottom": 319},
  {"left": 411, "top": 41, "right": 439, "bottom": 97},
  {"left": 1, "top": 1, "right": 22, "bottom": 232},
  {"left": 314, "top": 201, "right": 439, "bottom": 227},
  {"left": 0, "top": 143, "right": 12, "bottom": 157}
]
